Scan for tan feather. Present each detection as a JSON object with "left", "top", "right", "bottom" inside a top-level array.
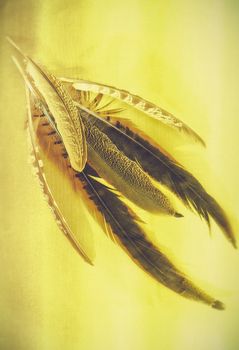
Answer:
[
  {"left": 26, "top": 88, "right": 95, "bottom": 264},
  {"left": 60, "top": 77, "right": 205, "bottom": 146},
  {"left": 26, "top": 60, "right": 87, "bottom": 172},
  {"left": 8, "top": 36, "right": 87, "bottom": 172},
  {"left": 9, "top": 39, "right": 228, "bottom": 309},
  {"left": 28, "top": 102, "right": 224, "bottom": 308}
]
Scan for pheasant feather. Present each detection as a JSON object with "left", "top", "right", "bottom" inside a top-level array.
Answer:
[
  {"left": 69, "top": 91, "right": 236, "bottom": 248},
  {"left": 61, "top": 78, "right": 206, "bottom": 146},
  {"left": 9, "top": 38, "right": 235, "bottom": 310},
  {"left": 27, "top": 93, "right": 225, "bottom": 309},
  {"left": 26, "top": 60, "right": 87, "bottom": 172},
  {"left": 26, "top": 89, "right": 94, "bottom": 264}
]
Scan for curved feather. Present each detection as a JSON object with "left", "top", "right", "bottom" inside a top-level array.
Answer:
[
  {"left": 7, "top": 36, "right": 87, "bottom": 172},
  {"left": 60, "top": 77, "right": 205, "bottom": 147},
  {"left": 73, "top": 102, "right": 236, "bottom": 248},
  {"left": 26, "top": 60, "right": 87, "bottom": 172},
  {"left": 81, "top": 112, "right": 181, "bottom": 217},
  {"left": 8, "top": 37, "right": 87, "bottom": 172},
  {"left": 10, "top": 40, "right": 228, "bottom": 309},
  {"left": 75, "top": 165, "right": 224, "bottom": 310},
  {"left": 27, "top": 88, "right": 225, "bottom": 309},
  {"left": 105, "top": 118, "right": 237, "bottom": 248},
  {"left": 26, "top": 89, "right": 95, "bottom": 264}
]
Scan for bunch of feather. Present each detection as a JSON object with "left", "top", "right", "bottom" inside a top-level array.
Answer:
[{"left": 9, "top": 37, "right": 236, "bottom": 310}]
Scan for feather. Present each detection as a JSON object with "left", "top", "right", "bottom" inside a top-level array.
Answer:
[
  {"left": 26, "top": 82, "right": 225, "bottom": 310},
  {"left": 59, "top": 90, "right": 180, "bottom": 217},
  {"left": 81, "top": 112, "right": 181, "bottom": 217},
  {"left": 60, "top": 77, "right": 206, "bottom": 147},
  {"left": 75, "top": 165, "right": 225, "bottom": 310},
  {"left": 10, "top": 45, "right": 95, "bottom": 263},
  {"left": 7, "top": 37, "right": 87, "bottom": 172},
  {"left": 9, "top": 39, "right": 229, "bottom": 309},
  {"left": 26, "top": 60, "right": 87, "bottom": 172},
  {"left": 26, "top": 88, "right": 95, "bottom": 264},
  {"left": 74, "top": 104, "right": 236, "bottom": 248}
]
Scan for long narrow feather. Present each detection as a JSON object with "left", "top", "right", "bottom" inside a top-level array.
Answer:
[
  {"left": 81, "top": 113, "right": 181, "bottom": 217},
  {"left": 73, "top": 104, "right": 236, "bottom": 248},
  {"left": 75, "top": 165, "right": 224, "bottom": 310},
  {"left": 105, "top": 118, "right": 237, "bottom": 248},
  {"left": 60, "top": 77, "right": 205, "bottom": 147},
  {"left": 7, "top": 38, "right": 87, "bottom": 173},
  {"left": 26, "top": 89, "right": 94, "bottom": 264},
  {"left": 9, "top": 39, "right": 229, "bottom": 310},
  {"left": 26, "top": 60, "right": 87, "bottom": 172},
  {"left": 26, "top": 89, "right": 225, "bottom": 309},
  {"left": 8, "top": 36, "right": 87, "bottom": 172}
]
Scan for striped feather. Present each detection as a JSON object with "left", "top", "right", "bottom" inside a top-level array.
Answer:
[
  {"left": 27, "top": 85, "right": 225, "bottom": 310},
  {"left": 74, "top": 105, "right": 236, "bottom": 248},
  {"left": 60, "top": 77, "right": 205, "bottom": 146},
  {"left": 9, "top": 39, "right": 230, "bottom": 309},
  {"left": 26, "top": 60, "right": 87, "bottom": 172},
  {"left": 7, "top": 37, "right": 87, "bottom": 172},
  {"left": 75, "top": 165, "right": 225, "bottom": 310},
  {"left": 26, "top": 88, "right": 95, "bottom": 264}
]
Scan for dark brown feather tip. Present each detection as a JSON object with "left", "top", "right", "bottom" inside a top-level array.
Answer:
[
  {"left": 211, "top": 300, "right": 225, "bottom": 311},
  {"left": 174, "top": 212, "right": 184, "bottom": 218}
]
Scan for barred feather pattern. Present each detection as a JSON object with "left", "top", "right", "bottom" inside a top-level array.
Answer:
[
  {"left": 81, "top": 112, "right": 180, "bottom": 216},
  {"left": 9, "top": 38, "right": 233, "bottom": 310},
  {"left": 60, "top": 77, "right": 206, "bottom": 146},
  {"left": 26, "top": 90, "right": 93, "bottom": 264},
  {"left": 74, "top": 106, "right": 236, "bottom": 248},
  {"left": 75, "top": 165, "right": 224, "bottom": 310},
  {"left": 27, "top": 60, "right": 87, "bottom": 172},
  {"left": 28, "top": 93, "right": 225, "bottom": 310}
]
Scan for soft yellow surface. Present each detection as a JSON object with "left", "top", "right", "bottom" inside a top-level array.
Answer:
[{"left": 1, "top": 1, "right": 239, "bottom": 349}]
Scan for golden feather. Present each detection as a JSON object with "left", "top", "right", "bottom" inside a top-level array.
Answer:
[
  {"left": 9, "top": 38, "right": 234, "bottom": 309},
  {"left": 29, "top": 94, "right": 225, "bottom": 309}
]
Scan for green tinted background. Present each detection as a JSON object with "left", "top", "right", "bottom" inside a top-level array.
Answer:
[{"left": 0, "top": 1, "right": 239, "bottom": 349}]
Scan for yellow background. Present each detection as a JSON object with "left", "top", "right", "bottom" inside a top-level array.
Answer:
[{"left": 1, "top": 1, "right": 239, "bottom": 349}]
